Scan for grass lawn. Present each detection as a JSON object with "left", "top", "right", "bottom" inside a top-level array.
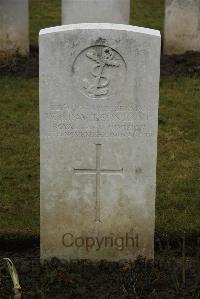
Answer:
[
  {"left": 0, "top": 78, "right": 39, "bottom": 236},
  {"left": 157, "top": 76, "right": 200, "bottom": 237},
  {"left": 0, "top": 0, "right": 199, "bottom": 239}
]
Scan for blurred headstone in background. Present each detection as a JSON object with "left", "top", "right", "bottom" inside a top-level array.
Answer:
[
  {"left": 164, "top": 0, "right": 200, "bottom": 55},
  {"left": 62, "top": 0, "right": 130, "bottom": 25},
  {"left": 0, "top": 0, "right": 29, "bottom": 59}
]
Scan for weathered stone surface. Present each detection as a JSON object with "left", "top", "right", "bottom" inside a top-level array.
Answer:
[
  {"left": 62, "top": 0, "right": 130, "bottom": 25},
  {"left": 40, "top": 24, "right": 161, "bottom": 261},
  {"left": 164, "top": 0, "right": 200, "bottom": 55},
  {"left": 0, "top": 0, "right": 29, "bottom": 56}
]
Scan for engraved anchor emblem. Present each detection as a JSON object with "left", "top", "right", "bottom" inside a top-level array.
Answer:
[{"left": 83, "top": 47, "right": 120, "bottom": 98}]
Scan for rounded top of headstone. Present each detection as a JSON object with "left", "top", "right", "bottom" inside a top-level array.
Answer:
[{"left": 39, "top": 23, "right": 160, "bottom": 38}]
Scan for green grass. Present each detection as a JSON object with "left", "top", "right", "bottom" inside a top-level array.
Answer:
[
  {"left": 157, "top": 76, "right": 200, "bottom": 237},
  {"left": 0, "top": 0, "right": 199, "bottom": 238},
  {"left": 0, "top": 78, "right": 39, "bottom": 236},
  {"left": 30, "top": 0, "right": 61, "bottom": 47},
  {"left": 130, "top": 0, "right": 164, "bottom": 34}
]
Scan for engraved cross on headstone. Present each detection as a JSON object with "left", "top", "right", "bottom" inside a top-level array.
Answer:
[{"left": 74, "top": 144, "right": 123, "bottom": 222}]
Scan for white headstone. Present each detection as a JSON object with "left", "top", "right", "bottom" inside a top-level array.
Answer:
[
  {"left": 40, "top": 24, "right": 161, "bottom": 261},
  {"left": 164, "top": 0, "right": 200, "bottom": 55},
  {"left": 62, "top": 0, "right": 130, "bottom": 25},
  {"left": 0, "top": 0, "right": 29, "bottom": 57}
]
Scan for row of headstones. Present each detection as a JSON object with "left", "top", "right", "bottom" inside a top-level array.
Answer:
[
  {"left": 2, "top": 1, "right": 198, "bottom": 262},
  {"left": 0, "top": 0, "right": 199, "bottom": 56}
]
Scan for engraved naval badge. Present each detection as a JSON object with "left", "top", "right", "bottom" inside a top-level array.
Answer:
[{"left": 72, "top": 45, "right": 126, "bottom": 100}]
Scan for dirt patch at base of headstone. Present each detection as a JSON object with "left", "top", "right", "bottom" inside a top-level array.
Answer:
[
  {"left": 0, "top": 247, "right": 199, "bottom": 298},
  {"left": 0, "top": 49, "right": 199, "bottom": 78},
  {"left": 0, "top": 47, "right": 39, "bottom": 78},
  {"left": 161, "top": 51, "right": 200, "bottom": 76}
]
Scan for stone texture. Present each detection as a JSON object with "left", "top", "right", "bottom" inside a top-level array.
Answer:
[
  {"left": 40, "top": 24, "right": 161, "bottom": 261},
  {"left": 62, "top": 0, "right": 130, "bottom": 25},
  {"left": 164, "top": 0, "right": 200, "bottom": 55},
  {"left": 0, "top": 0, "right": 29, "bottom": 57}
]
